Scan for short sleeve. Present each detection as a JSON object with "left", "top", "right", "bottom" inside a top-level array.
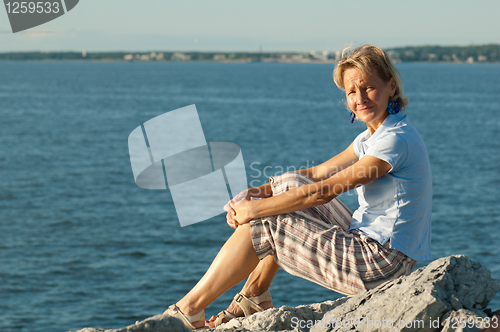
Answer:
[
  {"left": 364, "top": 133, "right": 408, "bottom": 173},
  {"left": 352, "top": 130, "right": 368, "bottom": 159}
]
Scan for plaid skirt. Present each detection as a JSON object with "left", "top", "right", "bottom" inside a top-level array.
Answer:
[{"left": 250, "top": 172, "right": 417, "bottom": 296}]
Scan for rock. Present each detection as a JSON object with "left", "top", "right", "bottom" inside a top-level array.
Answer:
[
  {"left": 68, "top": 314, "right": 190, "bottom": 332},
  {"left": 215, "top": 255, "right": 499, "bottom": 332},
  {"left": 440, "top": 309, "right": 487, "bottom": 332},
  {"left": 214, "top": 299, "right": 349, "bottom": 332},
  {"left": 307, "top": 255, "right": 499, "bottom": 332},
  {"left": 70, "top": 255, "right": 499, "bottom": 332},
  {"left": 481, "top": 315, "right": 500, "bottom": 332}
]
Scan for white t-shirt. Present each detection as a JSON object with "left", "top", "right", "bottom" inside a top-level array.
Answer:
[{"left": 348, "top": 112, "right": 432, "bottom": 261}]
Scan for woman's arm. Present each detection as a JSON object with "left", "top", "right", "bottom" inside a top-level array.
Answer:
[
  {"left": 247, "top": 182, "right": 273, "bottom": 199},
  {"left": 231, "top": 155, "right": 392, "bottom": 225},
  {"left": 235, "top": 142, "right": 357, "bottom": 202},
  {"left": 225, "top": 143, "right": 358, "bottom": 228},
  {"left": 295, "top": 142, "right": 359, "bottom": 182}
]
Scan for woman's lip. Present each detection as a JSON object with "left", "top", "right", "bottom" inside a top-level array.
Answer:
[{"left": 358, "top": 106, "right": 372, "bottom": 112}]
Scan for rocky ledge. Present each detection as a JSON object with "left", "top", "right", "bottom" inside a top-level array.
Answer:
[{"left": 71, "top": 255, "right": 500, "bottom": 332}]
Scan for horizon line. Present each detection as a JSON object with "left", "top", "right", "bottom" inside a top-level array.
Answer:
[{"left": 1, "top": 42, "right": 500, "bottom": 54}]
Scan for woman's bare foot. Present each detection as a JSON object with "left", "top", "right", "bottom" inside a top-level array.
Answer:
[{"left": 205, "top": 290, "right": 273, "bottom": 328}]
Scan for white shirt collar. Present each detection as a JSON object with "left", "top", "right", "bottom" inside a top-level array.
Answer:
[{"left": 362, "top": 112, "right": 407, "bottom": 146}]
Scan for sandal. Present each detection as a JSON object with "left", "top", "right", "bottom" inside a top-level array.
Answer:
[
  {"left": 166, "top": 304, "right": 206, "bottom": 330},
  {"left": 212, "top": 290, "right": 272, "bottom": 327},
  {"left": 212, "top": 310, "right": 236, "bottom": 327}
]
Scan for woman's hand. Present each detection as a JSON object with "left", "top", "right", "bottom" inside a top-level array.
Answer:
[
  {"left": 230, "top": 197, "right": 254, "bottom": 226},
  {"left": 223, "top": 189, "right": 254, "bottom": 229},
  {"left": 224, "top": 202, "right": 238, "bottom": 229}
]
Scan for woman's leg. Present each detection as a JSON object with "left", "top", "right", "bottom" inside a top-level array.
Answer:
[
  {"left": 168, "top": 223, "right": 259, "bottom": 324},
  {"left": 252, "top": 214, "right": 416, "bottom": 296},
  {"left": 207, "top": 255, "right": 279, "bottom": 327},
  {"left": 249, "top": 173, "right": 413, "bottom": 296},
  {"left": 240, "top": 255, "right": 280, "bottom": 298}
]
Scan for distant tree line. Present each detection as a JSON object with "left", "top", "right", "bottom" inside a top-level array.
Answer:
[
  {"left": 385, "top": 44, "right": 500, "bottom": 63},
  {"left": 0, "top": 51, "right": 286, "bottom": 61},
  {"left": 0, "top": 44, "right": 499, "bottom": 62},
  {"left": 0, "top": 51, "right": 137, "bottom": 61}
]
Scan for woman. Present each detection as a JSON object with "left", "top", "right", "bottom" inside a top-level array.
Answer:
[{"left": 164, "top": 45, "right": 432, "bottom": 329}]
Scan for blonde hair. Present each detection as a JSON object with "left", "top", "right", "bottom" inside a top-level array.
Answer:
[{"left": 333, "top": 45, "right": 408, "bottom": 110}]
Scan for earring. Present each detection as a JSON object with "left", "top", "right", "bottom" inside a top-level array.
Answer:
[
  {"left": 350, "top": 111, "right": 356, "bottom": 123},
  {"left": 387, "top": 100, "right": 401, "bottom": 114}
]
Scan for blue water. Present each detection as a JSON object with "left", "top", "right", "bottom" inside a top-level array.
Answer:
[{"left": 0, "top": 61, "right": 498, "bottom": 332}]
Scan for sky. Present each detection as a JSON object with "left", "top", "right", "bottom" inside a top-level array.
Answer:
[{"left": 1, "top": 0, "right": 499, "bottom": 53}]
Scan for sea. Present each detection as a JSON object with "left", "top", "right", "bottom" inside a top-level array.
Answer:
[{"left": 0, "top": 61, "right": 499, "bottom": 332}]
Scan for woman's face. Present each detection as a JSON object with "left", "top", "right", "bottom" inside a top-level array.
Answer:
[{"left": 344, "top": 68, "right": 396, "bottom": 132}]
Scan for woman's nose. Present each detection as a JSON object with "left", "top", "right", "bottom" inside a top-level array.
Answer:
[{"left": 356, "top": 90, "right": 367, "bottom": 104}]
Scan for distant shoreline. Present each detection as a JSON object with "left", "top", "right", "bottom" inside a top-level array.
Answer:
[
  {"left": 1, "top": 59, "right": 498, "bottom": 65},
  {"left": 1, "top": 44, "right": 499, "bottom": 63}
]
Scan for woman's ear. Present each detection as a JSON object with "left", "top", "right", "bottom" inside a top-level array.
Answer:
[{"left": 389, "top": 77, "right": 397, "bottom": 96}]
